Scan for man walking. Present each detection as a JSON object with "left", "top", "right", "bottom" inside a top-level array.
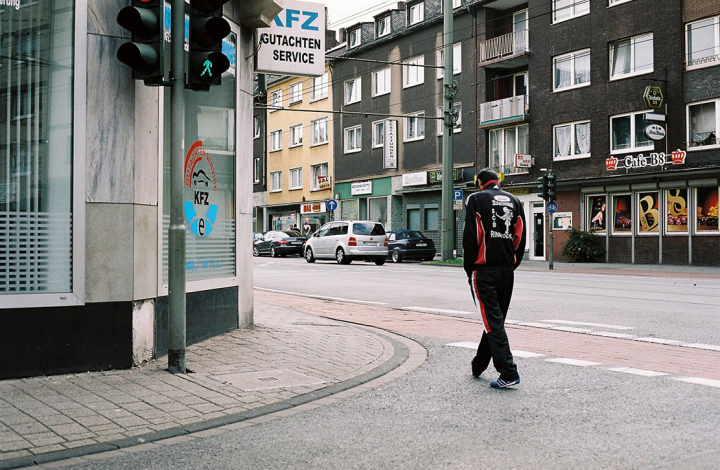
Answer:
[{"left": 463, "top": 169, "right": 526, "bottom": 388}]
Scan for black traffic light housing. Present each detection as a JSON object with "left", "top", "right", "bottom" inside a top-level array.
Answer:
[
  {"left": 546, "top": 172, "right": 556, "bottom": 201},
  {"left": 116, "top": 0, "right": 165, "bottom": 86},
  {"left": 187, "top": 0, "right": 232, "bottom": 91},
  {"left": 537, "top": 174, "right": 549, "bottom": 201}
]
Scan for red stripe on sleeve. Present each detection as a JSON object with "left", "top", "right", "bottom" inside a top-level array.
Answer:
[
  {"left": 475, "top": 213, "right": 486, "bottom": 265},
  {"left": 513, "top": 215, "right": 524, "bottom": 251}
]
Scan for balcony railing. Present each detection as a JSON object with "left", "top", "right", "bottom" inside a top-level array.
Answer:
[
  {"left": 479, "top": 29, "right": 528, "bottom": 64},
  {"left": 480, "top": 95, "right": 528, "bottom": 125}
]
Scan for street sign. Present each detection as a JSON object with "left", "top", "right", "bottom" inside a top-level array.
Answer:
[
  {"left": 453, "top": 190, "right": 463, "bottom": 210},
  {"left": 326, "top": 199, "right": 338, "bottom": 211},
  {"left": 643, "top": 85, "right": 664, "bottom": 108},
  {"left": 514, "top": 154, "right": 532, "bottom": 168},
  {"left": 645, "top": 124, "right": 666, "bottom": 141},
  {"left": 645, "top": 113, "right": 666, "bottom": 122},
  {"left": 546, "top": 201, "right": 558, "bottom": 214}
]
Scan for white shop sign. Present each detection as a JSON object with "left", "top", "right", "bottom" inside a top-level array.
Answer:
[
  {"left": 351, "top": 181, "right": 373, "bottom": 195},
  {"left": 383, "top": 119, "right": 397, "bottom": 169},
  {"left": 402, "top": 171, "right": 427, "bottom": 187}
]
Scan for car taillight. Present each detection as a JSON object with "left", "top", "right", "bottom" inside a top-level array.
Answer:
[
  {"left": 278, "top": 240, "right": 288, "bottom": 245},
  {"left": 348, "top": 237, "right": 357, "bottom": 246},
  {"left": 385, "top": 238, "right": 389, "bottom": 247}
]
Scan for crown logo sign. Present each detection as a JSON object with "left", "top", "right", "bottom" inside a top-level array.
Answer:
[
  {"left": 605, "top": 156, "right": 619, "bottom": 171},
  {"left": 671, "top": 149, "right": 686, "bottom": 165}
]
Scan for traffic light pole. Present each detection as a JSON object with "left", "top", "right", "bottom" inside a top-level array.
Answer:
[
  {"left": 168, "top": 0, "right": 187, "bottom": 374},
  {"left": 441, "top": 0, "right": 456, "bottom": 261},
  {"left": 548, "top": 212, "right": 554, "bottom": 271}
]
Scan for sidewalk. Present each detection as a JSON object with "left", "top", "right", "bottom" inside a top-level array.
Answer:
[
  {"left": 517, "top": 260, "right": 720, "bottom": 278},
  {"left": 0, "top": 303, "right": 420, "bottom": 469}
]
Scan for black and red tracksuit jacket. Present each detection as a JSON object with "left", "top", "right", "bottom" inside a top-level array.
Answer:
[{"left": 463, "top": 181, "right": 527, "bottom": 276}]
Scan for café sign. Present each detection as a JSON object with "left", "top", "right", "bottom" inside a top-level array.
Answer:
[{"left": 605, "top": 149, "right": 686, "bottom": 171}]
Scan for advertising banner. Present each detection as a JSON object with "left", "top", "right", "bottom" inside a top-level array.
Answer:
[{"left": 383, "top": 119, "right": 397, "bottom": 169}]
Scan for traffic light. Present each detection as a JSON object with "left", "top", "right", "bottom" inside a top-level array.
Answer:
[
  {"left": 536, "top": 174, "right": 549, "bottom": 201},
  {"left": 187, "top": 0, "right": 231, "bottom": 91},
  {"left": 546, "top": 172, "right": 556, "bottom": 201},
  {"left": 116, "top": 0, "right": 165, "bottom": 86}
]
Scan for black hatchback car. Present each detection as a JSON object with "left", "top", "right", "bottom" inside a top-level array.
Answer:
[
  {"left": 253, "top": 230, "right": 307, "bottom": 257},
  {"left": 386, "top": 230, "right": 436, "bottom": 263}
]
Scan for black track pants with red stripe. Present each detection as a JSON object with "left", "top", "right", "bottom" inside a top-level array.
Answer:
[{"left": 469, "top": 270, "right": 519, "bottom": 381}]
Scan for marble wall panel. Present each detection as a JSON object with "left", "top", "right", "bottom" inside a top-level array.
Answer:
[
  {"left": 86, "top": 203, "right": 134, "bottom": 302},
  {"left": 86, "top": 34, "right": 135, "bottom": 204},
  {"left": 134, "top": 83, "right": 160, "bottom": 206},
  {"left": 237, "top": 213, "right": 254, "bottom": 327},
  {"left": 237, "top": 26, "right": 255, "bottom": 215},
  {"left": 88, "top": 0, "right": 130, "bottom": 37},
  {"left": 134, "top": 204, "right": 159, "bottom": 300}
]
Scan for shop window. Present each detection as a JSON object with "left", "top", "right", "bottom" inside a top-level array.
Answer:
[
  {"left": 587, "top": 195, "right": 607, "bottom": 233},
  {"left": 554, "top": 121, "right": 590, "bottom": 160},
  {"left": 666, "top": 189, "right": 688, "bottom": 234},
  {"left": 344, "top": 125, "right": 362, "bottom": 153},
  {"left": 311, "top": 73, "right": 328, "bottom": 101},
  {"left": 612, "top": 194, "right": 632, "bottom": 235},
  {"left": 369, "top": 197, "right": 387, "bottom": 226},
  {"left": 695, "top": 186, "right": 719, "bottom": 233},
  {"left": 553, "top": 0, "right": 589, "bottom": 23},
  {"left": 637, "top": 191, "right": 659, "bottom": 234},
  {"left": 403, "top": 56, "right": 424, "bottom": 88},
  {"left": 425, "top": 207, "right": 439, "bottom": 231},
  {"left": 377, "top": 16, "right": 390, "bottom": 38},
  {"left": 610, "top": 33, "right": 653, "bottom": 79},
  {"left": 553, "top": 49, "right": 590, "bottom": 91},
  {"left": 408, "top": 208, "right": 421, "bottom": 230},
  {"left": 610, "top": 111, "right": 653, "bottom": 153},
  {"left": 437, "top": 43, "right": 462, "bottom": 79},
  {"left": 373, "top": 67, "right": 391, "bottom": 97},
  {"left": 345, "top": 77, "right": 361, "bottom": 104},
  {"left": 341, "top": 199, "right": 360, "bottom": 220},
  {"left": 404, "top": 112, "right": 425, "bottom": 142},
  {"left": 687, "top": 99, "right": 719, "bottom": 149},
  {"left": 686, "top": 16, "right": 720, "bottom": 69}
]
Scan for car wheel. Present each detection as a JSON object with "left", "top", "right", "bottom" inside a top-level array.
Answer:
[
  {"left": 305, "top": 247, "right": 316, "bottom": 263},
  {"left": 336, "top": 248, "right": 351, "bottom": 264},
  {"left": 375, "top": 258, "right": 386, "bottom": 266},
  {"left": 271, "top": 246, "right": 278, "bottom": 258},
  {"left": 391, "top": 249, "right": 402, "bottom": 263},
  {"left": 253, "top": 246, "right": 260, "bottom": 257}
]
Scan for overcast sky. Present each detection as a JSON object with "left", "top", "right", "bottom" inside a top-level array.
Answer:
[{"left": 319, "top": 0, "right": 399, "bottom": 30}]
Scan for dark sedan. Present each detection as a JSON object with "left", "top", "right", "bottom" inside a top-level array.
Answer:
[
  {"left": 386, "top": 230, "right": 436, "bottom": 263},
  {"left": 253, "top": 230, "right": 307, "bottom": 257}
]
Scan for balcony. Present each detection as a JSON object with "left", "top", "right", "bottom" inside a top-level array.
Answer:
[
  {"left": 479, "top": 95, "right": 528, "bottom": 126},
  {"left": 479, "top": 30, "right": 528, "bottom": 68}
]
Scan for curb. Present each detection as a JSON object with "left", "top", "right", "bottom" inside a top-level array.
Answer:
[{"left": 0, "top": 324, "right": 423, "bottom": 470}]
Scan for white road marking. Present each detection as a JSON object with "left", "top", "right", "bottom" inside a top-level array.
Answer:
[
  {"left": 517, "top": 322, "right": 555, "bottom": 328},
  {"left": 545, "top": 358, "right": 601, "bottom": 367},
  {"left": 550, "top": 326, "right": 593, "bottom": 334},
  {"left": 505, "top": 319, "right": 521, "bottom": 324},
  {"left": 607, "top": 367, "right": 668, "bottom": 377},
  {"left": 445, "top": 343, "right": 546, "bottom": 359},
  {"left": 635, "top": 338, "right": 683, "bottom": 345},
  {"left": 674, "top": 377, "right": 720, "bottom": 388},
  {"left": 542, "top": 320, "right": 635, "bottom": 331},
  {"left": 683, "top": 343, "right": 720, "bottom": 352},
  {"left": 590, "top": 332, "right": 637, "bottom": 339},
  {"left": 254, "top": 288, "right": 387, "bottom": 305},
  {"left": 446, "top": 342, "right": 477, "bottom": 349},
  {"left": 402, "top": 307, "right": 474, "bottom": 316}
]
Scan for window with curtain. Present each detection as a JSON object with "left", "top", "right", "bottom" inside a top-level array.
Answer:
[
  {"left": 610, "top": 33, "right": 654, "bottom": 79},
  {"left": 554, "top": 121, "right": 590, "bottom": 160},
  {"left": 553, "top": 0, "right": 589, "bottom": 23},
  {"left": 373, "top": 68, "right": 391, "bottom": 96},
  {"left": 270, "top": 171, "right": 282, "bottom": 192},
  {"left": 345, "top": 78, "right": 361, "bottom": 104},
  {"left": 1, "top": 1, "right": 74, "bottom": 294},
  {"left": 311, "top": 73, "right": 328, "bottom": 101},
  {"left": 688, "top": 100, "right": 719, "bottom": 148},
  {"left": 254, "top": 158, "right": 261, "bottom": 183},
  {"left": 377, "top": 16, "right": 390, "bottom": 37},
  {"left": 344, "top": 125, "right": 362, "bottom": 153},
  {"left": 611, "top": 111, "right": 653, "bottom": 153},
  {"left": 437, "top": 103, "right": 462, "bottom": 135},
  {"left": 437, "top": 43, "right": 462, "bottom": 79},
  {"left": 686, "top": 16, "right": 719, "bottom": 68},
  {"left": 311, "top": 117, "right": 328, "bottom": 145},
  {"left": 269, "top": 89, "right": 282, "bottom": 111},
  {"left": 489, "top": 125, "right": 528, "bottom": 173},
  {"left": 270, "top": 130, "right": 282, "bottom": 151},
  {"left": 554, "top": 49, "right": 590, "bottom": 90},
  {"left": 349, "top": 29, "right": 361, "bottom": 48},
  {"left": 403, "top": 56, "right": 424, "bottom": 88},
  {"left": 290, "top": 167, "right": 302, "bottom": 190},
  {"left": 288, "top": 82, "right": 302, "bottom": 105},
  {"left": 373, "top": 121, "right": 385, "bottom": 148},
  {"left": 369, "top": 198, "right": 387, "bottom": 226},
  {"left": 311, "top": 163, "right": 328, "bottom": 191},
  {"left": 409, "top": 2, "right": 424, "bottom": 25},
  {"left": 289, "top": 124, "right": 303, "bottom": 147},
  {"left": 404, "top": 112, "right": 425, "bottom": 141}
]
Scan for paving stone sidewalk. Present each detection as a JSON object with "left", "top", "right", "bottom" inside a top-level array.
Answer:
[{"left": 0, "top": 303, "right": 395, "bottom": 467}]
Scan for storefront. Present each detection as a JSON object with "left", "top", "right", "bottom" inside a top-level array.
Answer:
[{"left": 335, "top": 177, "right": 392, "bottom": 226}]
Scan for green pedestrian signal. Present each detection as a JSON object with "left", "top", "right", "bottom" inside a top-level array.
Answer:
[{"left": 187, "top": 0, "right": 232, "bottom": 91}]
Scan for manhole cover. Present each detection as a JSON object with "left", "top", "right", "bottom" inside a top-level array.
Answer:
[{"left": 212, "top": 369, "right": 326, "bottom": 391}]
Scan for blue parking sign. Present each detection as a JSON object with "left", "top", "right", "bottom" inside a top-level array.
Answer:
[{"left": 453, "top": 190, "right": 463, "bottom": 202}]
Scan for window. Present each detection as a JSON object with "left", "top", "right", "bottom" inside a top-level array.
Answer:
[
  {"left": 369, "top": 198, "right": 387, "bottom": 226},
  {"left": 404, "top": 112, "right": 425, "bottom": 142},
  {"left": 349, "top": 28, "right": 361, "bottom": 48},
  {"left": 554, "top": 121, "right": 591, "bottom": 160},
  {"left": 270, "top": 130, "right": 282, "bottom": 151},
  {"left": 311, "top": 163, "right": 329, "bottom": 191},
  {"left": 270, "top": 171, "right": 282, "bottom": 192},
  {"left": 345, "top": 125, "right": 362, "bottom": 153},
  {"left": 588, "top": 196, "right": 607, "bottom": 232},
  {"left": 288, "top": 82, "right": 302, "bottom": 105},
  {"left": 311, "top": 117, "right": 329, "bottom": 145},
  {"left": 269, "top": 89, "right": 282, "bottom": 111},
  {"left": 408, "top": 209, "right": 421, "bottom": 230},
  {"left": 488, "top": 124, "right": 529, "bottom": 174},
  {"left": 610, "top": 33, "right": 653, "bottom": 79},
  {"left": 403, "top": 56, "right": 424, "bottom": 88},
  {"left": 253, "top": 116, "right": 261, "bottom": 138},
  {"left": 311, "top": 73, "right": 328, "bottom": 101},
  {"left": 612, "top": 194, "right": 632, "bottom": 235},
  {"left": 453, "top": 0, "right": 462, "bottom": 7},
  {"left": 610, "top": 111, "right": 653, "bottom": 153},
  {"left": 696, "top": 186, "right": 719, "bottom": 233},
  {"left": 437, "top": 103, "right": 462, "bottom": 135},
  {"left": 377, "top": 16, "right": 390, "bottom": 38},
  {"left": 686, "top": 16, "right": 720, "bottom": 69},
  {"left": 437, "top": 43, "right": 462, "bottom": 78},
  {"left": 290, "top": 167, "right": 303, "bottom": 190},
  {"left": 637, "top": 191, "right": 659, "bottom": 234},
  {"left": 666, "top": 189, "right": 688, "bottom": 234},
  {"left": 553, "top": 49, "right": 590, "bottom": 91},
  {"left": 373, "top": 67, "right": 391, "bottom": 96},
  {"left": 372, "top": 120, "right": 385, "bottom": 148},
  {"left": 409, "top": 2, "right": 424, "bottom": 25},
  {"left": 345, "top": 77, "right": 361, "bottom": 104},
  {"left": 553, "top": 0, "right": 589, "bottom": 23},
  {"left": 688, "top": 99, "right": 719, "bottom": 149},
  {"left": 609, "top": 0, "right": 633, "bottom": 5},
  {"left": 425, "top": 207, "right": 439, "bottom": 231},
  {"left": 254, "top": 158, "right": 261, "bottom": 183},
  {"left": 289, "top": 124, "right": 303, "bottom": 147}
]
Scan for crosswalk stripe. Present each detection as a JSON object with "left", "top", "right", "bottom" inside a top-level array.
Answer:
[
  {"left": 545, "top": 358, "right": 601, "bottom": 367},
  {"left": 607, "top": 367, "right": 668, "bottom": 377}
]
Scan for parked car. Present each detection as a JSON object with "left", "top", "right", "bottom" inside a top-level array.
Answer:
[
  {"left": 304, "top": 221, "right": 388, "bottom": 265},
  {"left": 386, "top": 230, "right": 436, "bottom": 263},
  {"left": 253, "top": 230, "right": 307, "bottom": 257}
]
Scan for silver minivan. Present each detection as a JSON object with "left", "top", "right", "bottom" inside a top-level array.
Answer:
[{"left": 304, "top": 221, "right": 388, "bottom": 265}]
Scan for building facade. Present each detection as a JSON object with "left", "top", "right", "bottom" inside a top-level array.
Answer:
[{"left": 0, "top": 0, "right": 281, "bottom": 379}]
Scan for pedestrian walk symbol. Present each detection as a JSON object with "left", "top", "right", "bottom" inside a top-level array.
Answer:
[{"left": 201, "top": 59, "right": 213, "bottom": 77}]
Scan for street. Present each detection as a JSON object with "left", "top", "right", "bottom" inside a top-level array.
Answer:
[{"left": 39, "top": 257, "right": 720, "bottom": 469}]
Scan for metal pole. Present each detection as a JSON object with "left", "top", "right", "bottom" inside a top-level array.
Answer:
[
  {"left": 168, "top": 0, "right": 186, "bottom": 374},
  {"left": 440, "top": 0, "right": 455, "bottom": 261},
  {"left": 548, "top": 212, "right": 554, "bottom": 271}
]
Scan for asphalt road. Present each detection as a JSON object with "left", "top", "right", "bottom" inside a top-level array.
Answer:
[{"left": 253, "top": 256, "right": 720, "bottom": 347}]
